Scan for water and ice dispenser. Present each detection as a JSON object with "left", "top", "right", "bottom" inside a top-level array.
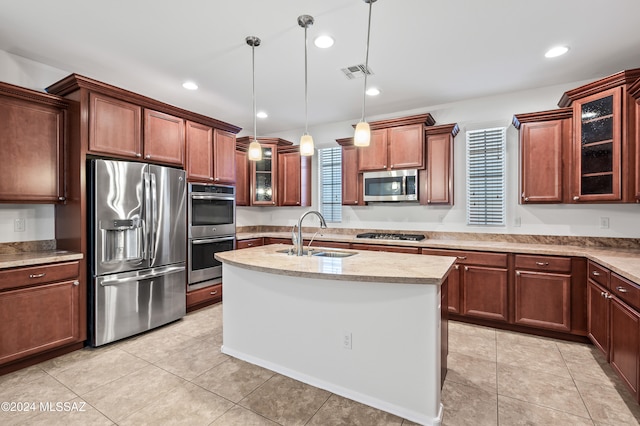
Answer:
[{"left": 100, "top": 218, "right": 143, "bottom": 263}]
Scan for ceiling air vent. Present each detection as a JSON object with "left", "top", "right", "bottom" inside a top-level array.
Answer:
[{"left": 341, "top": 64, "right": 374, "bottom": 80}]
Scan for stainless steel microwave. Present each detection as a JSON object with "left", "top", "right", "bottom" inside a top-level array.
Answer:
[{"left": 363, "top": 169, "right": 419, "bottom": 202}]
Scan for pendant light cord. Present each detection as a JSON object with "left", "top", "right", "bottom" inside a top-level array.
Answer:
[
  {"left": 361, "top": 0, "right": 374, "bottom": 122},
  {"left": 252, "top": 43, "right": 257, "bottom": 143},
  {"left": 304, "top": 24, "right": 309, "bottom": 135}
]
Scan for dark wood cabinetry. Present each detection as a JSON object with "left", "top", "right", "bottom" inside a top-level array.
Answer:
[
  {"left": 235, "top": 148, "right": 249, "bottom": 206},
  {"left": 513, "top": 108, "right": 572, "bottom": 203},
  {"left": 336, "top": 139, "right": 363, "bottom": 206},
  {"left": 236, "top": 238, "right": 264, "bottom": 249},
  {"left": 89, "top": 92, "right": 142, "bottom": 159},
  {"left": 422, "top": 123, "right": 458, "bottom": 205},
  {"left": 422, "top": 249, "right": 508, "bottom": 322},
  {"left": 0, "top": 82, "right": 67, "bottom": 203},
  {"left": 357, "top": 114, "right": 434, "bottom": 172},
  {"left": 514, "top": 254, "right": 572, "bottom": 332},
  {"left": 186, "top": 123, "right": 236, "bottom": 184},
  {"left": 587, "top": 261, "right": 640, "bottom": 401},
  {"left": 278, "top": 147, "right": 311, "bottom": 207},
  {"left": 558, "top": 68, "right": 640, "bottom": 203},
  {"left": 0, "top": 261, "right": 82, "bottom": 370},
  {"left": 236, "top": 137, "right": 309, "bottom": 207},
  {"left": 629, "top": 78, "right": 640, "bottom": 201},
  {"left": 186, "top": 283, "right": 222, "bottom": 312},
  {"left": 143, "top": 109, "right": 184, "bottom": 166},
  {"left": 351, "top": 243, "right": 420, "bottom": 254}
]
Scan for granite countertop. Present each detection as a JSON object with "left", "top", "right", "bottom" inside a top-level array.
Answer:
[
  {"left": 236, "top": 232, "right": 640, "bottom": 284},
  {"left": 216, "top": 244, "right": 455, "bottom": 285},
  {"left": 0, "top": 250, "right": 84, "bottom": 269}
]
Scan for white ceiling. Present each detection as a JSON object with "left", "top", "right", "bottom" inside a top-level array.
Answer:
[{"left": 2, "top": 0, "right": 640, "bottom": 136}]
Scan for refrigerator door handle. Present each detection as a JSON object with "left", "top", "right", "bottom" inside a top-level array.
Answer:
[
  {"left": 99, "top": 265, "right": 185, "bottom": 286},
  {"left": 150, "top": 172, "right": 157, "bottom": 262},
  {"left": 143, "top": 172, "right": 151, "bottom": 261}
]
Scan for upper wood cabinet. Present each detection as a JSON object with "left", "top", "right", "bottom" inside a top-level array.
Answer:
[
  {"left": 558, "top": 68, "right": 640, "bottom": 203},
  {"left": 357, "top": 113, "right": 435, "bottom": 172},
  {"left": 144, "top": 109, "right": 184, "bottom": 166},
  {"left": 0, "top": 82, "right": 67, "bottom": 203},
  {"left": 235, "top": 148, "right": 249, "bottom": 206},
  {"left": 422, "top": 123, "right": 458, "bottom": 205},
  {"left": 89, "top": 92, "right": 142, "bottom": 159},
  {"left": 512, "top": 108, "right": 572, "bottom": 203},
  {"left": 277, "top": 147, "right": 311, "bottom": 207},
  {"left": 629, "top": 78, "right": 640, "bottom": 201},
  {"left": 336, "top": 138, "right": 363, "bottom": 206},
  {"left": 186, "top": 123, "right": 236, "bottom": 184},
  {"left": 236, "top": 137, "right": 293, "bottom": 206}
]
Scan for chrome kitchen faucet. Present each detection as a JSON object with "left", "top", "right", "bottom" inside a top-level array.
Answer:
[{"left": 294, "top": 210, "right": 328, "bottom": 256}]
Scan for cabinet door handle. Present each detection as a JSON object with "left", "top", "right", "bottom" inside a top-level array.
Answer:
[
  {"left": 209, "top": 177, "right": 214, "bottom": 181},
  {"left": 73, "top": 280, "right": 80, "bottom": 286},
  {"left": 58, "top": 196, "right": 66, "bottom": 201},
  {"left": 516, "top": 271, "right": 521, "bottom": 276},
  {"left": 454, "top": 265, "right": 459, "bottom": 270},
  {"left": 592, "top": 271, "right": 601, "bottom": 276},
  {"left": 214, "top": 178, "right": 220, "bottom": 181},
  {"left": 136, "top": 153, "right": 142, "bottom": 158},
  {"left": 464, "top": 266, "right": 469, "bottom": 271},
  {"left": 427, "top": 199, "right": 431, "bottom": 203},
  {"left": 210, "top": 290, "right": 218, "bottom": 295},
  {"left": 29, "top": 273, "right": 46, "bottom": 279},
  {"left": 247, "top": 243, "right": 254, "bottom": 247},
  {"left": 535, "top": 262, "right": 549, "bottom": 266},
  {"left": 573, "top": 196, "right": 580, "bottom": 201},
  {"left": 145, "top": 155, "right": 151, "bottom": 159},
  {"left": 601, "top": 291, "right": 607, "bottom": 297},
  {"left": 606, "top": 294, "right": 613, "bottom": 299},
  {"left": 524, "top": 197, "right": 529, "bottom": 202},
  {"left": 616, "top": 286, "right": 629, "bottom": 293},
  {"left": 457, "top": 256, "right": 467, "bottom": 260},
  {"left": 390, "top": 165, "right": 394, "bottom": 169}
]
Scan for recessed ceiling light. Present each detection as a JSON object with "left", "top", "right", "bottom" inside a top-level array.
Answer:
[
  {"left": 314, "top": 35, "right": 334, "bottom": 49},
  {"left": 182, "top": 81, "right": 198, "bottom": 90},
  {"left": 545, "top": 46, "right": 569, "bottom": 58},
  {"left": 366, "top": 87, "right": 380, "bottom": 96},
  {"left": 256, "top": 111, "right": 268, "bottom": 119}
]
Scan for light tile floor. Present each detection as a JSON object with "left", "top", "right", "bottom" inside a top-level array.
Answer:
[{"left": 1, "top": 303, "right": 640, "bottom": 425}]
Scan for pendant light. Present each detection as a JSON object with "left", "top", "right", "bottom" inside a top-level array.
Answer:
[
  {"left": 246, "top": 36, "right": 262, "bottom": 161},
  {"left": 354, "top": 0, "right": 377, "bottom": 147},
  {"left": 298, "top": 14, "right": 315, "bottom": 157}
]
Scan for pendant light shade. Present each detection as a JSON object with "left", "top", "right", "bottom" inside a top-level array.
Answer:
[
  {"left": 354, "top": 121, "right": 371, "bottom": 147},
  {"left": 354, "top": 0, "right": 377, "bottom": 147},
  {"left": 246, "top": 36, "right": 262, "bottom": 162},
  {"left": 298, "top": 14, "right": 315, "bottom": 157}
]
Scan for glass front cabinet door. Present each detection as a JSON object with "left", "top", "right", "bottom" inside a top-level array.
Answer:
[
  {"left": 572, "top": 87, "right": 622, "bottom": 202},
  {"left": 251, "top": 144, "right": 277, "bottom": 205}
]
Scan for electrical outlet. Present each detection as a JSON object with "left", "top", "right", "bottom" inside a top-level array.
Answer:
[
  {"left": 342, "top": 330, "right": 352, "bottom": 350},
  {"left": 600, "top": 217, "right": 610, "bottom": 229},
  {"left": 14, "top": 218, "right": 25, "bottom": 232}
]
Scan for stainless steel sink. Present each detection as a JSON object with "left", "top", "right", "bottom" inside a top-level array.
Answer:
[
  {"left": 312, "top": 251, "right": 356, "bottom": 258},
  {"left": 275, "top": 248, "right": 357, "bottom": 258}
]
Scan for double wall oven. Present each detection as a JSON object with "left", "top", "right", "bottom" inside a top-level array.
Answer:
[{"left": 188, "top": 183, "right": 236, "bottom": 291}]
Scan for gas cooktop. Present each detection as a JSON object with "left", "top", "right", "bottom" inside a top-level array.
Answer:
[{"left": 356, "top": 232, "right": 426, "bottom": 241}]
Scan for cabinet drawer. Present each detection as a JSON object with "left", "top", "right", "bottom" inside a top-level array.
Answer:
[
  {"left": 236, "top": 238, "right": 264, "bottom": 249},
  {"left": 588, "top": 261, "right": 610, "bottom": 289},
  {"left": 611, "top": 273, "right": 640, "bottom": 312},
  {"left": 514, "top": 254, "right": 571, "bottom": 273},
  {"left": 0, "top": 261, "right": 80, "bottom": 291},
  {"left": 422, "top": 249, "right": 507, "bottom": 268},
  {"left": 187, "top": 283, "right": 222, "bottom": 308},
  {"left": 351, "top": 243, "right": 420, "bottom": 254}
]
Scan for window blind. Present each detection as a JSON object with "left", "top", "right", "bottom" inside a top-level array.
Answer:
[
  {"left": 466, "top": 127, "right": 506, "bottom": 226},
  {"left": 319, "top": 147, "right": 342, "bottom": 222}
]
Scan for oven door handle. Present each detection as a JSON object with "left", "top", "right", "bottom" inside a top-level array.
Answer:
[
  {"left": 99, "top": 265, "right": 185, "bottom": 286},
  {"left": 190, "top": 194, "right": 235, "bottom": 201},
  {"left": 192, "top": 237, "right": 236, "bottom": 245}
]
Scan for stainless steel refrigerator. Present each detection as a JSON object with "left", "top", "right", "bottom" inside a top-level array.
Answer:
[{"left": 88, "top": 159, "right": 187, "bottom": 346}]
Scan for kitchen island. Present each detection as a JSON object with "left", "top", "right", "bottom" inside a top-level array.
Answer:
[{"left": 215, "top": 244, "right": 455, "bottom": 426}]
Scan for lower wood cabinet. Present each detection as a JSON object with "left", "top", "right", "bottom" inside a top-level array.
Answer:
[
  {"left": 514, "top": 254, "right": 572, "bottom": 332},
  {"left": 587, "top": 261, "right": 640, "bottom": 401},
  {"left": 236, "top": 238, "right": 264, "bottom": 249},
  {"left": 0, "top": 261, "right": 81, "bottom": 368},
  {"left": 422, "top": 249, "right": 508, "bottom": 322},
  {"left": 186, "top": 284, "right": 222, "bottom": 312}
]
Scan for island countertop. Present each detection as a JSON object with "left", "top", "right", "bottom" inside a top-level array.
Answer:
[{"left": 215, "top": 243, "right": 455, "bottom": 285}]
